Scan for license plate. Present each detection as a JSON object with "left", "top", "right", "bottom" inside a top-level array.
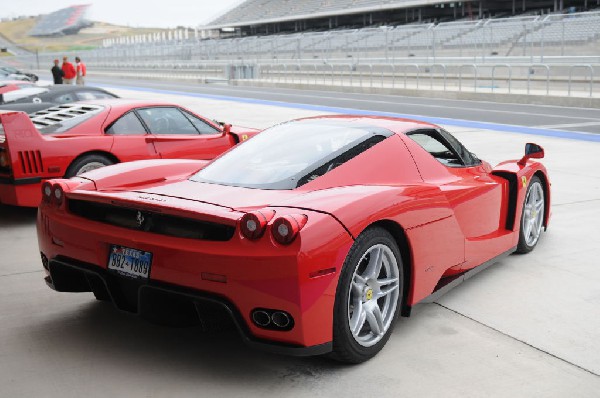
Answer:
[{"left": 108, "top": 245, "right": 152, "bottom": 279}]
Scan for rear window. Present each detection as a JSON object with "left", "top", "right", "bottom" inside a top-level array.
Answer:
[
  {"left": 30, "top": 104, "right": 104, "bottom": 134},
  {"left": 190, "top": 120, "right": 392, "bottom": 189}
]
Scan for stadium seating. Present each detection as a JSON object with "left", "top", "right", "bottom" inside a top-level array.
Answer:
[
  {"left": 517, "top": 13, "right": 600, "bottom": 45},
  {"left": 212, "top": 0, "right": 439, "bottom": 25},
  {"left": 443, "top": 17, "right": 533, "bottom": 47},
  {"left": 89, "top": 10, "right": 600, "bottom": 61},
  {"left": 29, "top": 5, "right": 91, "bottom": 36}
]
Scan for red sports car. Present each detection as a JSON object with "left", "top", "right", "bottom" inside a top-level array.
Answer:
[
  {"left": 0, "top": 100, "right": 258, "bottom": 207},
  {"left": 36, "top": 115, "right": 550, "bottom": 363}
]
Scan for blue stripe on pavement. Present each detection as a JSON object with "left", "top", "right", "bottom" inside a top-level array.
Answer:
[{"left": 100, "top": 83, "right": 600, "bottom": 142}]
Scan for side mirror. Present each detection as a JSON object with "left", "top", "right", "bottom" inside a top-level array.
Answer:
[
  {"left": 518, "top": 143, "right": 544, "bottom": 165},
  {"left": 222, "top": 123, "right": 231, "bottom": 135}
]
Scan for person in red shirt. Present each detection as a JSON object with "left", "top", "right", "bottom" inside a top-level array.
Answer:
[
  {"left": 75, "top": 56, "right": 87, "bottom": 85},
  {"left": 61, "top": 56, "right": 76, "bottom": 84}
]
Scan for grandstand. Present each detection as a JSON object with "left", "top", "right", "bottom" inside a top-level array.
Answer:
[
  {"left": 517, "top": 12, "right": 600, "bottom": 45},
  {"left": 206, "top": 0, "right": 598, "bottom": 35},
  {"left": 94, "top": 10, "right": 599, "bottom": 59},
  {"left": 29, "top": 5, "right": 92, "bottom": 37}
]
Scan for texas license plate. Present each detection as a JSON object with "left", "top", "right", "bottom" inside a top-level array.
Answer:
[{"left": 108, "top": 245, "right": 152, "bottom": 279}]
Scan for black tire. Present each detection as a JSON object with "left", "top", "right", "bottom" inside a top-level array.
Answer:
[
  {"left": 65, "top": 154, "right": 114, "bottom": 178},
  {"left": 516, "top": 175, "right": 545, "bottom": 254},
  {"left": 330, "top": 227, "right": 404, "bottom": 363}
]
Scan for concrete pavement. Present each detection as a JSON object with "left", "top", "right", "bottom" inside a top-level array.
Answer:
[{"left": 0, "top": 86, "right": 599, "bottom": 397}]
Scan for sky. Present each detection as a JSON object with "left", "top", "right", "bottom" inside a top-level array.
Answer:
[{"left": 0, "top": 0, "right": 244, "bottom": 28}]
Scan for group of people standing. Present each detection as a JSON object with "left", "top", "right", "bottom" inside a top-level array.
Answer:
[{"left": 51, "top": 56, "right": 87, "bottom": 85}]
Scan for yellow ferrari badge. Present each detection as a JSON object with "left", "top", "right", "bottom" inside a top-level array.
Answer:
[
  {"left": 521, "top": 176, "right": 527, "bottom": 188},
  {"left": 366, "top": 288, "right": 373, "bottom": 301},
  {"left": 242, "top": 134, "right": 249, "bottom": 141}
]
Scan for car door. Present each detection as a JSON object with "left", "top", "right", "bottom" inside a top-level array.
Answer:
[
  {"left": 136, "top": 107, "right": 234, "bottom": 160},
  {"left": 406, "top": 129, "right": 506, "bottom": 252},
  {"left": 105, "top": 111, "right": 161, "bottom": 161}
]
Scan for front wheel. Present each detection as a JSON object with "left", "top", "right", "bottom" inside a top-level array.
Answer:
[
  {"left": 331, "top": 227, "right": 403, "bottom": 363},
  {"left": 516, "top": 175, "right": 545, "bottom": 253}
]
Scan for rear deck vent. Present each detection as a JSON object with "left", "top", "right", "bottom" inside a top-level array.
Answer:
[{"left": 68, "top": 199, "right": 235, "bottom": 241}]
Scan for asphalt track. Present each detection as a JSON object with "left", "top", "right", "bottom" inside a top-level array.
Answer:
[{"left": 87, "top": 76, "right": 600, "bottom": 139}]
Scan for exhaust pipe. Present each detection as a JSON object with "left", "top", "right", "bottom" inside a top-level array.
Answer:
[
  {"left": 251, "top": 310, "right": 271, "bottom": 327},
  {"left": 271, "top": 312, "right": 290, "bottom": 328}
]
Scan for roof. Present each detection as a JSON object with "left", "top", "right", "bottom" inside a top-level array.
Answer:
[
  {"left": 76, "top": 98, "right": 180, "bottom": 111},
  {"left": 294, "top": 114, "right": 438, "bottom": 135},
  {"left": 207, "top": 0, "right": 461, "bottom": 29}
]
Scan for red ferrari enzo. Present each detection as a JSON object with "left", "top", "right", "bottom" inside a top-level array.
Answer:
[
  {"left": 36, "top": 115, "right": 550, "bottom": 363},
  {"left": 0, "top": 100, "right": 258, "bottom": 207}
]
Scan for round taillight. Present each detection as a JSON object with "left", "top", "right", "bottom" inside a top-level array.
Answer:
[
  {"left": 52, "top": 183, "right": 64, "bottom": 206},
  {"left": 240, "top": 210, "right": 275, "bottom": 240},
  {"left": 271, "top": 214, "right": 307, "bottom": 245},
  {"left": 41, "top": 182, "right": 53, "bottom": 203}
]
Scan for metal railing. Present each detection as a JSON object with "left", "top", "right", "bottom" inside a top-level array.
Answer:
[{"left": 254, "top": 62, "right": 597, "bottom": 97}]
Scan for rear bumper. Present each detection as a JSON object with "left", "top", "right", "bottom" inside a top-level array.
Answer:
[
  {"left": 45, "top": 257, "right": 332, "bottom": 356},
  {"left": 0, "top": 177, "right": 42, "bottom": 207},
  {"left": 38, "top": 202, "right": 354, "bottom": 352}
]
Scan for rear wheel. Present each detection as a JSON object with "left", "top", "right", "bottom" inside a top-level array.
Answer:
[
  {"left": 516, "top": 175, "right": 545, "bottom": 253},
  {"left": 65, "top": 154, "right": 114, "bottom": 178},
  {"left": 331, "top": 227, "right": 403, "bottom": 363}
]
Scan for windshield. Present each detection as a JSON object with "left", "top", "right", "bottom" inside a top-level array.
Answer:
[{"left": 190, "top": 120, "right": 392, "bottom": 189}]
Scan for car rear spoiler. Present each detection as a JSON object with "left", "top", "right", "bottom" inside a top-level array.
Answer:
[{"left": 0, "top": 111, "right": 46, "bottom": 179}]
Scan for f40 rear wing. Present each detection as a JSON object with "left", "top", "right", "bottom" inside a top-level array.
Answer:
[{"left": 0, "top": 110, "right": 46, "bottom": 179}]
